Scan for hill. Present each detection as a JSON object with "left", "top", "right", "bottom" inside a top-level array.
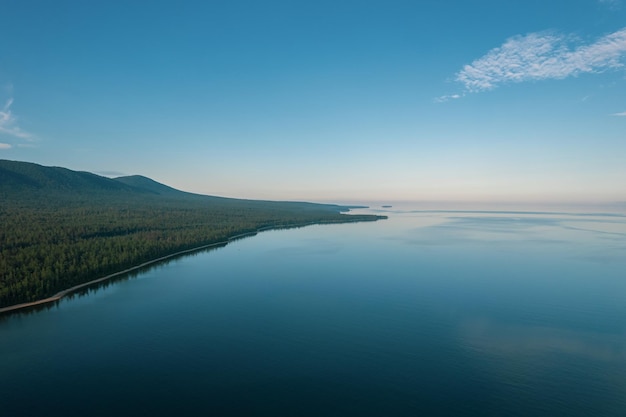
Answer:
[
  {"left": 113, "top": 174, "right": 195, "bottom": 197},
  {"left": 0, "top": 159, "right": 140, "bottom": 195},
  {"left": 0, "top": 159, "right": 385, "bottom": 311},
  {"left": 0, "top": 159, "right": 352, "bottom": 211}
]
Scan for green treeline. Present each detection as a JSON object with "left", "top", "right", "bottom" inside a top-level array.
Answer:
[{"left": 0, "top": 194, "right": 383, "bottom": 309}]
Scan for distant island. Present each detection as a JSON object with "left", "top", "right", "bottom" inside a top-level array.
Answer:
[
  {"left": 0, "top": 159, "right": 386, "bottom": 311},
  {"left": 382, "top": 205, "right": 393, "bottom": 208}
]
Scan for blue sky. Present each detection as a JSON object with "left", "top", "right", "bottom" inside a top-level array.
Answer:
[{"left": 1, "top": 0, "right": 625, "bottom": 205}]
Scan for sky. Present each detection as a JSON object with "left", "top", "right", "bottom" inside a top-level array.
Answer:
[{"left": 1, "top": 0, "right": 625, "bottom": 205}]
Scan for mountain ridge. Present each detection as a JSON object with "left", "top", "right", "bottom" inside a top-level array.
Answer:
[
  {"left": 0, "top": 159, "right": 361, "bottom": 212},
  {"left": 0, "top": 159, "right": 145, "bottom": 195},
  {"left": 113, "top": 174, "right": 197, "bottom": 197}
]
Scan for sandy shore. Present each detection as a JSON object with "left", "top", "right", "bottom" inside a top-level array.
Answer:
[
  {"left": 0, "top": 220, "right": 357, "bottom": 315},
  {"left": 0, "top": 228, "right": 271, "bottom": 315}
]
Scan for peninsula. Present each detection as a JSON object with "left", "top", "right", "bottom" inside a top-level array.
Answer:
[{"left": 0, "top": 159, "right": 385, "bottom": 311}]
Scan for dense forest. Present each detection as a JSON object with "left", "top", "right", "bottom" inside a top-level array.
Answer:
[{"left": 0, "top": 160, "right": 385, "bottom": 309}]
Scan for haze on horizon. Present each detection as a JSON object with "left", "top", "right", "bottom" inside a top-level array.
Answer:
[{"left": 1, "top": 0, "right": 625, "bottom": 206}]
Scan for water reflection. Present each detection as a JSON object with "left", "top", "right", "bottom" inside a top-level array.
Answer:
[
  {"left": 2, "top": 207, "right": 626, "bottom": 416},
  {"left": 0, "top": 242, "right": 229, "bottom": 321},
  {"left": 374, "top": 213, "right": 626, "bottom": 263},
  {"left": 459, "top": 316, "right": 626, "bottom": 362}
]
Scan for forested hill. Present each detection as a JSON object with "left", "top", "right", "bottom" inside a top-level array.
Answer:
[
  {"left": 0, "top": 159, "right": 385, "bottom": 310},
  {"left": 113, "top": 174, "right": 196, "bottom": 198},
  {"left": 0, "top": 159, "right": 141, "bottom": 195},
  {"left": 0, "top": 159, "right": 356, "bottom": 212},
  {"left": 0, "top": 159, "right": 203, "bottom": 200},
  {"left": 1, "top": 159, "right": 235, "bottom": 200}
]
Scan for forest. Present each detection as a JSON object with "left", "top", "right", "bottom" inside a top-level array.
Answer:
[{"left": 0, "top": 160, "right": 385, "bottom": 309}]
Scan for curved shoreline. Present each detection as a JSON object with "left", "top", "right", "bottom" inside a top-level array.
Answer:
[{"left": 0, "top": 219, "right": 378, "bottom": 315}]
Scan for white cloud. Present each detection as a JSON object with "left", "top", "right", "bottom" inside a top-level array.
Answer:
[
  {"left": 0, "top": 97, "right": 34, "bottom": 140},
  {"left": 0, "top": 143, "right": 12, "bottom": 149},
  {"left": 599, "top": 0, "right": 622, "bottom": 10},
  {"left": 434, "top": 93, "right": 463, "bottom": 103},
  {"left": 455, "top": 27, "right": 626, "bottom": 93},
  {"left": 611, "top": 111, "right": 626, "bottom": 116}
]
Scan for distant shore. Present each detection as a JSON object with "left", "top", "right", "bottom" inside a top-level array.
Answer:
[{"left": 0, "top": 218, "right": 381, "bottom": 316}]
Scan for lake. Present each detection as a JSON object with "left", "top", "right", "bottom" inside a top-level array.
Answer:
[{"left": 1, "top": 206, "right": 626, "bottom": 416}]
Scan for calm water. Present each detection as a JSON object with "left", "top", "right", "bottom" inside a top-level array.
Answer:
[{"left": 2, "top": 207, "right": 626, "bottom": 416}]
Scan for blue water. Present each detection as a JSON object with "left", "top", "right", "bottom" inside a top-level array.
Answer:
[{"left": 2, "top": 208, "right": 626, "bottom": 416}]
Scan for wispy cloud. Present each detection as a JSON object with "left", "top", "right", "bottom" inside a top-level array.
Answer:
[
  {"left": 0, "top": 142, "right": 12, "bottom": 150},
  {"left": 599, "top": 0, "right": 622, "bottom": 10},
  {"left": 0, "top": 97, "right": 35, "bottom": 140},
  {"left": 454, "top": 27, "right": 626, "bottom": 93},
  {"left": 434, "top": 93, "right": 463, "bottom": 103},
  {"left": 611, "top": 111, "right": 626, "bottom": 116}
]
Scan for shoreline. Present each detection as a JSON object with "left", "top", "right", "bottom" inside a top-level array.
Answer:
[{"left": 0, "top": 218, "right": 381, "bottom": 316}]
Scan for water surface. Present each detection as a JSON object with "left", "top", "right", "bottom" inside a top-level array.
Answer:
[{"left": 1, "top": 208, "right": 626, "bottom": 416}]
